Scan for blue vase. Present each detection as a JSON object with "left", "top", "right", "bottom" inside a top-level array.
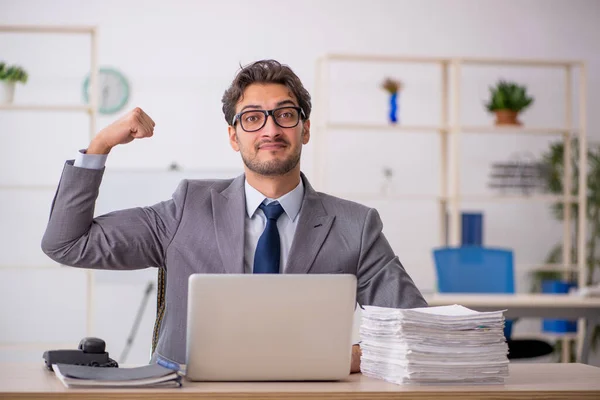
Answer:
[{"left": 389, "top": 92, "right": 398, "bottom": 124}]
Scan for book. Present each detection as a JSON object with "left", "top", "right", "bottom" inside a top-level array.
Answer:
[{"left": 52, "top": 363, "right": 182, "bottom": 388}]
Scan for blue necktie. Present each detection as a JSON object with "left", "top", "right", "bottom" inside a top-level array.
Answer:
[{"left": 253, "top": 202, "right": 285, "bottom": 274}]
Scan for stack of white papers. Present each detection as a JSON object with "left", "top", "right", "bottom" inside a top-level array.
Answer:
[{"left": 360, "top": 304, "right": 509, "bottom": 385}]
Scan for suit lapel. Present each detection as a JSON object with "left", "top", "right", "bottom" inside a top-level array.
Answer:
[
  {"left": 212, "top": 175, "right": 246, "bottom": 274},
  {"left": 285, "top": 174, "right": 335, "bottom": 274}
]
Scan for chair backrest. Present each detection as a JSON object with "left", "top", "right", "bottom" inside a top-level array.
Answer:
[
  {"left": 433, "top": 246, "right": 515, "bottom": 294},
  {"left": 433, "top": 246, "right": 515, "bottom": 338}
]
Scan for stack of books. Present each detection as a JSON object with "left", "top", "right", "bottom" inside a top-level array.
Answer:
[{"left": 360, "top": 304, "right": 509, "bottom": 385}]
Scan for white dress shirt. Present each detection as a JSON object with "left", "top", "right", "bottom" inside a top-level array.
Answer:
[
  {"left": 243, "top": 179, "right": 303, "bottom": 274},
  {"left": 74, "top": 151, "right": 304, "bottom": 274}
]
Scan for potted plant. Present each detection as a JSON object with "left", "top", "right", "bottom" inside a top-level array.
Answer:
[
  {"left": 531, "top": 138, "right": 600, "bottom": 361},
  {"left": 485, "top": 80, "right": 534, "bottom": 126},
  {"left": 0, "top": 62, "right": 28, "bottom": 103}
]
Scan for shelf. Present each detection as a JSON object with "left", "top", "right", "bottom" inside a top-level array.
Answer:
[
  {"left": 321, "top": 54, "right": 583, "bottom": 67},
  {"left": 460, "top": 57, "right": 583, "bottom": 68},
  {"left": 0, "top": 104, "right": 92, "bottom": 112},
  {"left": 458, "top": 194, "right": 577, "bottom": 203},
  {"left": 537, "top": 333, "right": 579, "bottom": 341},
  {"left": 460, "top": 125, "right": 575, "bottom": 135},
  {"left": 527, "top": 264, "right": 580, "bottom": 272},
  {"left": 0, "top": 184, "right": 58, "bottom": 191},
  {"left": 325, "top": 123, "right": 446, "bottom": 133},
  {"left": 324, "top": 123, "right": 575, "bottom": 135},
  {"left": 330, "top": 193, "right": 445, "bottom": 202},
  {"left": 0, "top": 25, "right": 95, "bottom": 34},
  {"left": 323, "top": 54, "right": 452, "bottom": 64}
]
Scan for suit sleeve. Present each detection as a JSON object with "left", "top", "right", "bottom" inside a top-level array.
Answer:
[
  {"left": 41, "top": 161, "right": 186, "bottom": 270},
  {"left": 355, "top": 208, "right": 428, "bottom": 308}
]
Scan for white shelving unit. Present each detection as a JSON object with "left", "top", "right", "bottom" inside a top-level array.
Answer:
[
  {"left": 315, "top": 54, "right": 588, "bottom": 360},
  {"left": 0, "top": 25, "right": 99, "bottom": 350},
  {"left": 447, "top": 58, "right": 587, "bottom": 294},
  {"left": 314, "top": 55, "right": 454, "bottom": 247},
  {"left": 315, "top": 53, "right": 587, "bottom": 285}
]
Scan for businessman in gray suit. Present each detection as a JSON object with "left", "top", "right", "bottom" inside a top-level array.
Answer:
[{"left": 42, "top": 59, "right": 427, "bottom": 372}]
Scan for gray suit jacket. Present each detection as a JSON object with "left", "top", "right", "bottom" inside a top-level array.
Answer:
[{"left": 42, "top": 161, "right": 427, "bottom": 364}]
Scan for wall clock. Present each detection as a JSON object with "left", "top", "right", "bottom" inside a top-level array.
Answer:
[{"left": 83, "top": 67, "right": 130, "bottom": 114}]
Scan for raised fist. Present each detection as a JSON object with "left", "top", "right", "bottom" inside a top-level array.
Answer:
[{"left": 88, "top": 107, "right": 155, "bottom": 154}]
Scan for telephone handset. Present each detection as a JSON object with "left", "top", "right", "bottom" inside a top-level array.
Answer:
[{"left": 43, "top": 337, "right": 119, "bottom": 370}]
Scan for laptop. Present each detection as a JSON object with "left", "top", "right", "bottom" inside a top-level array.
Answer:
[{"left": 185, "top": 274, "right": 357, "bottom": 381}]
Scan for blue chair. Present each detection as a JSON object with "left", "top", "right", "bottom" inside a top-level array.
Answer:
[
  {"left": 433, "top": 246, "right": 514, "bottom": 338},
  {"left": 433, "top": 246, "right": 553, "bottom": 360}
]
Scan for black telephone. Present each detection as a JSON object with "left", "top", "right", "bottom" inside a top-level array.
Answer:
[{"left": 43, "top": 337, "right": 119, "bottom": 370}]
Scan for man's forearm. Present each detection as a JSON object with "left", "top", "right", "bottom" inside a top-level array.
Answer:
[{"left": 351, "top": 344, "right": 361, "bottom": 373}]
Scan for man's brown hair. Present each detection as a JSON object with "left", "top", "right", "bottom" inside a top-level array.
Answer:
[{"left": 221, "top": 59, "right": 312, "bottom": 126}]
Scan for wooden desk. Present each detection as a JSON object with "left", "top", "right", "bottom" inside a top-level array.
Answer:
[
  {"left": 425, "top": 293, "right": 600, "bottom": 364},
  {"left": 1, "top": 363, "right": 600, "bottom": 399}
]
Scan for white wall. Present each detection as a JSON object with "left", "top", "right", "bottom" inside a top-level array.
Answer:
[{"left": 1, "top": 0, "right": 599, "bottom": 365}]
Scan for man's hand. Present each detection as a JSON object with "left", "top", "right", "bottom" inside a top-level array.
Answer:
[
  {"left": 87, "top": 107, "right": 155, "bottom": 154},
  {"left": 351, "top": 344, "right": 361, "bottom": 373}
]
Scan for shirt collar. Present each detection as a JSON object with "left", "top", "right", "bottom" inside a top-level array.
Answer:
[{"left": 245, "top": 178, "right": 304, "bottom": 222}]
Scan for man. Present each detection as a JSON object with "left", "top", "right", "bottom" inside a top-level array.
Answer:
[{"left": 41, "top": 59, "right": 427, "bottom": 373}]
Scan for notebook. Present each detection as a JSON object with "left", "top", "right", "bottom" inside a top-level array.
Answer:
[{"left": 52, "top": 363, "right": 182, "bottom": 388}]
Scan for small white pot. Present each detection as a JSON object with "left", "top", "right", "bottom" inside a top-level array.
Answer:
[{"left": 0, "top": 81, "right": 16, "bottom": 103}]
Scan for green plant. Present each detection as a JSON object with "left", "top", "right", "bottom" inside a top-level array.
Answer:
[
  {"left": 485, "top": 80, "right": 533, "bottom": 112},
  {"left": 0, "top": 62, "right": 28, "bottom": 84},
  {"left": 531, "top": 138, "right": 600, "bottom": 361},
  {"left": 381, "top": 78, "right": 402, "bottom": 94},
  {"left": 540, "top": 138, "right": 600, "bottom": 286}
]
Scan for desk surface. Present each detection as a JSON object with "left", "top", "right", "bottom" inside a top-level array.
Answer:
[
  {"left": 426, "top": 293, "right": 600, "bottom": 307},
  {"left": 1, "top": 363, "right": 600, "bottom": 400},
  {"left": 425, "top": 293, "right": 600, "bottom": 319}
]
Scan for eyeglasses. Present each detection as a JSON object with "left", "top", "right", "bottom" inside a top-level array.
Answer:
[{"left": 232, "top": 106, "right": 306, "bottom": 132}]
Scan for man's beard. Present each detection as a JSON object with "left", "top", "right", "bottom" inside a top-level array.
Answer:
[{"left": 238, "top": 136, "right": 301, "bottom": 176}]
